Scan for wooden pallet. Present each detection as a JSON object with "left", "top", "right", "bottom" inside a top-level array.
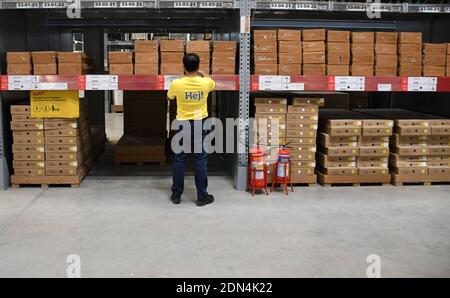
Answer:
[
  {"left": 267, "top": 175, "right": 317, "bottom": 188},
  {"left": 111, "top": 105, "right": 123, "bottom": 113},
  {"left": 317, "top": 171, "right": 391, "bottom": 187},
  {"left": 392, "top": 173, "right": 450, "bottom": 186},
  {"left": 11, "top": 167, "right": 87, "bottom": 188}
]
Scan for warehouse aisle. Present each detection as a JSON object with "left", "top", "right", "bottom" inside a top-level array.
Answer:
[{"left": 0, "top": 177, "right": 449, "bottom": 278}]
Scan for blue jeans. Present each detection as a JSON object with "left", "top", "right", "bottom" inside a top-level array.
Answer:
[{"left": 171, "top": 120, "right": 208, "bottom": 198}]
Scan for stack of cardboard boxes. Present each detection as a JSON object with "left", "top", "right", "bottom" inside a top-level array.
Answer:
[
  {"left": 58, "top": 52, "right": 92, "bottom": 75},
  {"left": 285, "top": 97, "right": 320, "bottom": 184},
  {"left": 134, "top": 40, "right": 159, "bottom": 75},
  {"left": 32, "top": 51, "right": 57, "bottom": 75},
  {"left": 212, "top": 41, "right": 237, "bottom": 74},
  {"left": 6, "top": 52, "right": 32, "bottom": 75},
  {"left": 351, "top": 32, "right": 374, "bottom": 76},
  {"left": 160, "top": 40, "right": 185, "bottom": 75},
  {"left": 375, "top": 32, "right": 398, "bottom": 76},
  {"left": 187, "top": 41, "right": 210, "bottom": 74},
  {"left": 278, "top": 29, "right": 302, "bottom": 75},
  {"left": 422, "top": 43, "right": 447, "bottom": 77},
  {"left": 326, "top": 30, "right": 350, "bottom": 76},
  {"left": 302, "top": 29, "right": 326, "bottom": 76},
  {"left": 253, "top": 30, "right": 278, "bottom": 75},
  {"left": 398, "top": 32, "right": 423, "bottom": 76},
  {"left": 109, "top": 51, "right": 133, "bottom": 75},
  {"left": 11, "top": 105, "right": 45, "bottom": 177}
]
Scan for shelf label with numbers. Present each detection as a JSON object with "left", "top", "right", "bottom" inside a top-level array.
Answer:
[
  {"left": 269, "top": 2, "right": 292, "bottom": 10},
  {"left": 16, "top": 2, "right": 39, "bottom": 8},
  {"left": 407, "top": 77, "right": 437, "bottom": 92},
  {"left": 8, "top": 76, "right": 32, "bottom": 90},
  {"left": 164, "top": 75, "right": 181, "bottom": 90},
  {"left": 174, "top": 1, "right": 198, "bottom": 8},
  {"left": 85, "top": 75, "right": 118, "bottom": 90},
  {"left": 286, "top": 83, "right": 305, "bottom": 91},
  {"left": 334, "top": 76, "right": 365, "bottom": 91},
  {"left": 418, "top": 6, "right": 441, "bottom": 13},
  {"left": 346, "top": 4, "right": 367, "bottom": 12},
  {"left": 295, "top": 3, "right": 327, "bottom": 11},
  {"left": 259, "top": 76, "right": 290, "bottom": 90},
  {"left": 41, "top": 2, "right": 67, "bottom": 8},
  {"left": 445, "top": 7, "right": 450, "bottom": 13},
  {"left": 94, "top": 1, "right": 118, "bottom": 8},
  {"left": 378, "top": 84, "right": 392, "bottom": 91},
  {"left": 119, "top": 1, "right": 143, "bottom": 8},
  {"left": 199, "top": 2, "right": 224, "bottom": 8}
]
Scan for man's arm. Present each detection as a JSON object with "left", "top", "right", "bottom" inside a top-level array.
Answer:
[{"left": 167, "top": 80, "right": 177, "bottom": 100}]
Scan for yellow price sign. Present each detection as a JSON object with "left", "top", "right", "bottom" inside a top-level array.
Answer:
[{"left": 30, "top": 90, "right": 79, "bottom": 119}]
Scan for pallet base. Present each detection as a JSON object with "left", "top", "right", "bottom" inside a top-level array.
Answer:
[
  {"left": 11, "top": 167, "right": 86, "bottom": 188},
  {"left": 317, "top": 171, "right": 391, "bottom": 187},
  {"left": 391, "top": 173, "right": 450, "bottom": 186}
]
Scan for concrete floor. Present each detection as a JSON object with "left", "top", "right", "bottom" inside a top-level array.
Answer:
[{"left": 0, "top": 177, "right": 449, "bottom": 277}]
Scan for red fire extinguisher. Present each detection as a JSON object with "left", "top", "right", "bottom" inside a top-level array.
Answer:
[
  {"left": 248, "top": 147, "right": 269, "bottom": 196},
  {"left": 270, "top": 146, "right": 294, "bottom": 195}
]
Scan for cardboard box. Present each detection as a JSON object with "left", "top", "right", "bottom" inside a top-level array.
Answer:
[
  {"left": 7, "top": 52, "right": 31, "bottom": 64},
  {"left": 33, "top": 63, "right": 57, "bottom": 75},
  {"left": 254, "top": 41, "right": 277, "bottom": 53},
  {"left": 255, "top": 98, "right": 287, "bottom": 105},
  {"left": 392, "top": 167, "right": 428, "bottom": 175},
  {"left": 399, "top": 55, "right": 422, "bottom": 67},
  {"left": 13, "top": 160, "right": 45, "bottom": 169},
  {"left": 109, "top": 63, "right": 133, "bottom": 75},
  {"left": 7, "top": 64, "right": 32, "bottom": 75},
  {"left": 358, "top": 168, "right": 389, "bottom": 175},
  {"left": 46, "top": 152, "right": 81, "bottom": 161},
  {"left": 323, "top": 126, "right": 361, "bottom": 137},
  {"left": 213, "top": 41, "right": 237, "bottom": 52},
  {"left": 285, "top": 137, "right": 316, "bottom": 146},
  {"left": 398, "top": 32, "right": 422, "bottom": 44},
  {"left": 392, "top": 146, "right": 428, "bottom": 156},
  {"left": 288, "top": 105, "right": 318, "bottom": 114},
  {"left": 135, "top": 52, "right": 159, "bottom": 64},
  {"left": 211, "top": 64, "right": 235, "bottom": 74},
  {"left": 12, "top": 144, "right": 45, "bottom": 153},
  {"left": 11, "top": 105, "right": 33, "bottom": 115},
  {"left": 302, "top": 64, "right": 326, "bottom": 76},
  {"left": 423, "top": 66, "right": 445, "bottom": 77},
  {"left": 351, "top": 65, "right": 374, "bottom": 76},
  {"left": 286, "top": 114, "right": 318, "bottom": 121},
  {"left": 253, "top": 30, "right": 277, "bottom": 42},
  {"left": 423, "top": 54, "right": 446, "bottom": 66},
  {"left": 57, "top": 52, "right": 88, "bottom": 63},
  {"left": 44, "top": 119, "right": 79, "bottom": 130},
  {"left": 134, "top": 40, "right": 158, "bottom": 52},
  {"left": 391, "top": 134, "right": 427, "bottom": 146},
  {"left": 109, "top": 52, "right": 133, "bottom": 64},
  {"left": 359, "top": 147, "right": 389, "bottom": 157},
  {"left": 318, "top": 167, "right": 358, "bottom": 176},
  {"left": 351, "top": 43, "right": 374, "bottom": 54},
  {"left": 212, "top": 52, "right": 235, "bottom": 65},
  {"left": 286, "top": 121, "right": 317, "bottom": 130},
  {"left": 46, "top": 160, "right": 80, "bottom": 168},
  {"left": 395, "top": 126, "right": 430, "bottom": 136},
  {"left": 134, "top": 63, "right": 159, "bottom": 75},
  {"left": 428, "top": 146, "right": 450, "bottom": 156},
  {"left": 186, "top": 41, "right": 210, "bottom": 52},
  {"left": 32, "top": 51, "right": 57, "bottom": 64},
  {"left": 423, "top": 43, "right": 447, "bottom": 55},
  {"left": 189, "top": 51, "right": 210, "bottom": 65},
  {"left": 278, "top": 41, "right": 302, "bottom": 53},
  {"left": 317, "top": 153, "right": 356, "bottom": 168},
  {"left": 319, "top": 146, "right": 359, "bottom": 157},
  {"left": 375, "top": 65, "right": 397, "bottom": 76},
  {"left": 327, "top": 65, "right": 350, "bottom": 76},
  {"left": 292, "top": 97, "right": 324, "bottom": 106},
  {"left": 278, "top": 64, "right": 301, "bottom": 75},
  {"left": 160, "top": 63, "right": 184, "bottom": 75},
  {"left": 398, "top": 66, "right": 422, "bottom": 77},
  {"left": 374, "top": 43, "right": 397, "bottom": 55},
  {"left": 13, "top": 152, "right": 45, "bottom": 161},
  {"left": 302, "top": 29, "right": 326, "bottom": 41},
  {"left": 58, "top": 63, "right": 89, "bottom": 75},
  {"left": 45, "top": 128, "right": 78, "bottom": 137},
  {"left": 277, "top": 29, "right": 301, "bottom": 41},
  {"left": 254, "top": 64, "right": 277, "bottom": 75},
  {"left": 327, "top": 42, "right": 350, "bottom": 54},
  {"left": 351, "top": 32, "right": 375, "bottom": 44},
  {"left": 45, "top": 144, "right": 79, "bottom": 153},
  {"left": 161, "top": 52, "right": 184, "bottom": 63},
  {"left": 160, "top": 40, "right": 185, "bottom": 52},
  {"left": 14, "top": 168, "right": 45, "bottom": 176},
  {"left": 352, "top": 54, "right": 374, "bottom": 65},
  {"left": 375, "top": 32, "right": 398, "bottom": 44},
  {"left": 327, "top": 30, "right": 350, "bottom": 42},
  {"left": 279, "top": 52, "right": 302, "bottom": 64},
  {"left": 327, "top": 53, "right": 350, "bottom": 65},
  {"left": 302, "top": 52, "right": 325, "bottom": 64},
  {"left": 398, "top": 43, "right": 422, "bottom": 55},
  {"left": 255, "top": 104, "right": 286, "bottom": 114},
  {"left": 45, "top": 136, "right": 79, "bottom": 145},
  {"left": 253, "top": 53, "right": 277, "bottom": 64},
  {"left": 318, "top": 133, "right": 358, "bottom": 147},
  {"left": 286, "top": 129, "right": 317, "bottom": 138},
  {"left": 303, "top": 41, "right": 325, "bottom": 53},
  {"left": 13, "top": 134, "right": 44, "bottom": 145}
]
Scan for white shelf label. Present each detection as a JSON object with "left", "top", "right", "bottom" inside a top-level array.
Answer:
[
  {"left": 286, "top": 83, "right": 305, "bottom": 91},
  {"left": 94, "top": 1, "right": 118, "bottom": 8},
  {"left": 334, "top": 76, "right": 365, "bottom": 91},
  {"left": 119, "top": 1, "right": 143, "bottom": 8},
  {"left": 199, "top": 2, "right": 223, "bottom": 8},
  {"left": 259, "top": 76, "right": 290, "bottom": 90},
  {"left": 346, "top": 4, "right": 367, "bottom": 11},
  {"left": 407, "top": 77, "right": 437, "bottom": 92},
  {"left": 31, "top": 82, "right": 68, "bottom": 90},
  {"left": 419, "top": 6, "right": 441, "bottom": 13},
  {"left": 295, "top": 3, "right": 326, "bottom": 10},
  {"left": 41, "top": 2, "right": 67, "bottom": 8},
  {"left": 16, "top": 2, "right": 39, "bottom": 8},
  {"left": 86, "top": 75, "right": 118, "bottom": 90},
  {"left": 174, "top": 1, "right": 198, "bottom": 8},
  {"left": 269, "top": 2, "right": 292, "bottom": 10},
  {"left": 8, "top": 76, "right": 32, "bottom": 90},
  {"left": 378, "top": 84, "right": 392, "bottom": 91},
  {"left": 164, "top": 75, "right": 181, "bottom": 90}
]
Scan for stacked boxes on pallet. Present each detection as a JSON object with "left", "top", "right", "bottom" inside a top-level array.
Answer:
[
  {"left": 253, "top": 30, "right": 278, "bottom": 75},
  {"left": 277, "top": 29, "right": 302, "bottom": 75},
  {"left": 109, "top": 51, "right": 133, "bottom": 75},
  {"left": 11, "top": 105, "right": 45, "bottom": 177},
  {"left": 286, "top": 97, "right": 321, "bottom": 184},
  {"left": 7, "top": 52, "right": 32, "bottom": 75},
  {"left": 134, "top": 40, "right": 159, "bottom": 75},
  {"left": 375, "top": 32, "right": 398, "bottom": 76},
  {"left": 422, "top": 43, "right": 447, "bottom": 77},
  {"left": 160, "top": 40, "right": 185, "bottom": 75},
  {"left": 326, "top": 30, "right": 350, "bottom": 76},
  {"left": 351, "top": 32, "right": 374, "bottom": 76},
  {"left": 302, "top": 29, "right": 326, "bottom": 76},
  {"left": 212, "top": 41, "right": 237, "bottom": 74},
  {"left": 58, "top": 52, "right": 93, "bottom": 75},
  {"left": 187, "top": 40, "right": 211, "bottom": 74},
  {"left": 32, "top": 51, "right": 57, "bottom": 75},
  {"left": 398, "top": 32, "right": 422, "bottom": 76}
]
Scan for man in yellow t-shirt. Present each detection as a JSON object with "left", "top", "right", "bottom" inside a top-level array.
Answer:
[{"left": 167, "top": 53, "right": 216, "bottom": 206}]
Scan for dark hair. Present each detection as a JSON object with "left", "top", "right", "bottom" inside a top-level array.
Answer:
[{"left": 183, "top": 53, "right": 200, "bottom": 72}]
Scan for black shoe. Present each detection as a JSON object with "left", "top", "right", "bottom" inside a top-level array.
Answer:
[
  {"left": 171, "top": 192, "right": 181, "bottom": 204},
  {"left": 196, "top": 194, "right": 214, "bottom": 207}
]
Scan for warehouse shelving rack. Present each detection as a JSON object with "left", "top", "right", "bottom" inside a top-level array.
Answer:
[{"left": 0, "top": 1, "right": 450, "bottom": 190}]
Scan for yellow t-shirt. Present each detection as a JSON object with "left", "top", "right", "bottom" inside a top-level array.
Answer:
[{"left": 167, "top": 76, "right": 216, "bottom": 121}]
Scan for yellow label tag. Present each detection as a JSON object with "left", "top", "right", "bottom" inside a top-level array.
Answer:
[
  {"left": 351, "top": 170, "right": 356, "bottom": 174},
  {"left": 37, "top": 132, "right": 42, "bottom": 136},
  {"left": 37, "top": 140, "right": 42, "bottom": 144},
  {"left": 422, "top": 149, "right": 427, "bottom": 153},
  {"left": 30, "top": 90, "right": 80, "bottom": 119},
  {"left": 69, "top": 170, "right": 74, "bottom": 174},
  {"left": 69, "top": 139, "right": 74, "bottom": 144},
  {"left": 69, "top": 154, "right": 74, "bottom": 159},
  {"left": 421, "top": 169, "right": 426, "bottom": 174},
  {"left": 354, "top": 129, "right": 358, "bottom": 133},
  {"left": 38, "top": 170, "right": 42, "bottom": 174},
  {"left": 382, "top": 150, "right": 387, "bottom": 154},
  {"left": 352, "top": 149, "right": 356, "bottom": 154},
  {"left": 69, "top": 131, "right": 74, "bottom": 135},
  {"left": 382, "top": 170, "right": 386, "bottom": 174},
  {"left": 424, "top": 129, "right": 428, "bottom": 133},
  {"left": 37, "top": 154, "right": 41, "bottom": 159}
]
